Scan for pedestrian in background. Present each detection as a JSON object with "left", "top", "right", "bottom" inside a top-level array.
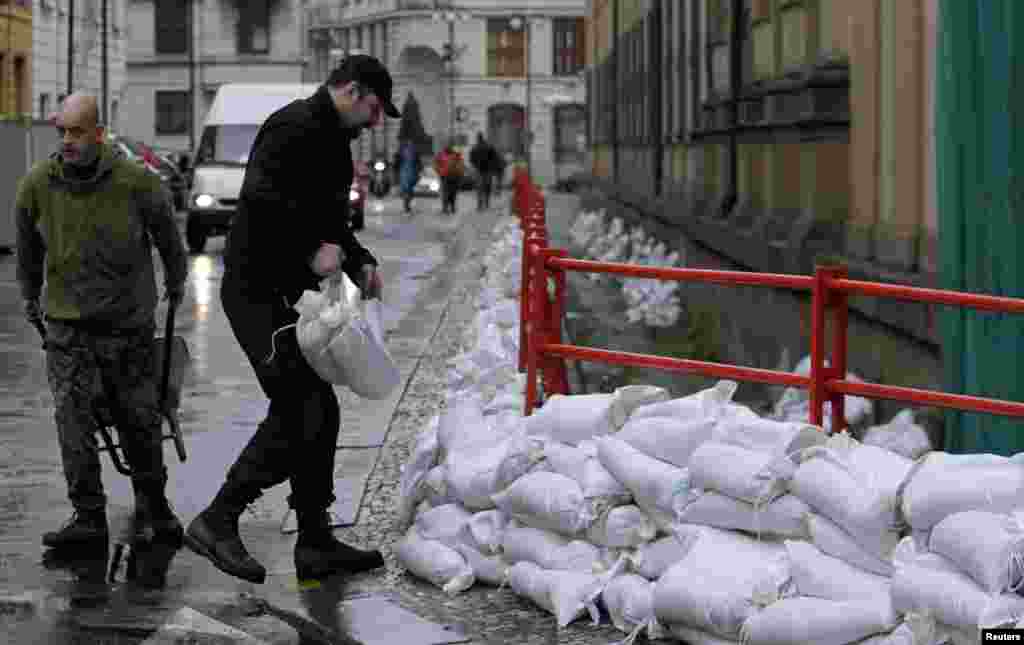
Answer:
[
  {"left": 469, "top": 132, "right": 500, "bottom": 211},
  {"left": 398, "top": 138, "right": 421, "bottom": 214},
  {"left": 184, "top": 55, "right": 399, "bottom": 585},
  {"left": 15, "top": 93, "right": 189, "bottom": 549},
  {"left": 433, "top": 140, "right": 464, "bottom": 215}
]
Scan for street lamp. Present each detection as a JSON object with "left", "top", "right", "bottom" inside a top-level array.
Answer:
[
  {"left": 509, "top": 15, "right": 532, "bottom": 180},
  {"left": 432, "top": 6, "right": 471, "bottom": 145}
]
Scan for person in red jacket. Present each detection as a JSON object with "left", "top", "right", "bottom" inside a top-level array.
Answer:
[{"left": 433, "top": 141, "right": 465, "bottom": 215}]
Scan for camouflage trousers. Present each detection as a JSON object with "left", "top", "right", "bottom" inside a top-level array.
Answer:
[{"left": 45, "top": 321, "right": 166, "bottom": 512}]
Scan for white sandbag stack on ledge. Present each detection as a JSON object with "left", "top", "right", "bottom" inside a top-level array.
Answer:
[{"left": 393, "top": 215, "right": 1024, "bottom": 644}]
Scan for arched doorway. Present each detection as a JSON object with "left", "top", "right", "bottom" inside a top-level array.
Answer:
[
  {"left": 396, "top": 45, "right": 447, "bottom": 153},
  {"left": 487, "top": 103, "right": 526, "bottom": 162}
]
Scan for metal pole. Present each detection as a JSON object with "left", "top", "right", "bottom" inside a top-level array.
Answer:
[
  {"left": 525, "top": 16, "right": 531, "bottom": 181},
  {"left": 448, "top": 17, "right": 455, "bottom": 142},
  {"left": 101, "top": 0, "right": 108, "bottom": 125},
  {"left": 67, "top": 0, "right": 74, "bottom": 95},
  {"left": 188, "top": 0, "right": 195, "bottom": 152}
]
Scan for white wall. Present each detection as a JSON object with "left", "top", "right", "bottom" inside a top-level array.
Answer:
[{"left": 32, "top": 0, "right": 127, "bottom": 126}]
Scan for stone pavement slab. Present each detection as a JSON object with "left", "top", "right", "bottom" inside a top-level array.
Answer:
[{"left": 337, "top": 595, "right": 470, "bottom": 645}]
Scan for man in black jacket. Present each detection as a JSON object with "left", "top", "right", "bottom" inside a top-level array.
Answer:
[{"left": 184, "top": 56, "right": 400, "bottom": 584}]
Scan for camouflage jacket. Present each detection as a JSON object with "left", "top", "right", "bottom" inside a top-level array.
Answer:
[{"left": 15, "top": 143, "right": 188, "bottom": 330}]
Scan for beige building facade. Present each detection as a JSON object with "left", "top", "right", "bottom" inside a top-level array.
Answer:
[{"left": 306, "top": 0, "right": 587, "bottom": 185}]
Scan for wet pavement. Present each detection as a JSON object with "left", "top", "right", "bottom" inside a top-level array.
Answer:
[{"left": 0, "top": 194, "right": 489, "bottom": 644}]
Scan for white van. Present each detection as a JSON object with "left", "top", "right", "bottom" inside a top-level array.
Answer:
[{"left": 186, "top": 83, "right": 319, "bottom": 253}]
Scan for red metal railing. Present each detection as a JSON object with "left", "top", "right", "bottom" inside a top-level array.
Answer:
[{"left": 510, "top": 175, "right": 1024, "bottom": 431}]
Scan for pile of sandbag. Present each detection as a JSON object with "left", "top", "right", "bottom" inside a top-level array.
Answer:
[{"left": 394, "top": 216, "right": 1024, "bottom": 645}]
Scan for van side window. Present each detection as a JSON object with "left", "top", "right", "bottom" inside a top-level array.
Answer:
[{"left": 196, "top": 127, "right": 217, "bottom": 166}]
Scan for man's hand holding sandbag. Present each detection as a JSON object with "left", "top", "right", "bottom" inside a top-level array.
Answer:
[
  {"left": 360, "top": 265, "right": 382, "bottom": 300},
  {"left": 310, "top": 243, "right": 344, "bottom": 276}
]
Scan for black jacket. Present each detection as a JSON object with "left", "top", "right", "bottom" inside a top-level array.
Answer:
[{"left": 224, "top": 85, "right": 377, "bottom": 302}]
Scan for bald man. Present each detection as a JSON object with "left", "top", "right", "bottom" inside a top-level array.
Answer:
[{"left": 16, "top": 93, "right": 189, "bottom": 549}]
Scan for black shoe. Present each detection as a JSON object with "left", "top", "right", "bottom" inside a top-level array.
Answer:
[
  {"left": 184, "top": 510, "right": 266, "bottom": 584},
  {"left": 42, "top": 509, "right": 109, "bottom": 548},
  {"left": 293, "top": 509, "right": 383, "bottom": 581},
  {"left": 134, "top": 488, "right": 184, "bottom": 545}
]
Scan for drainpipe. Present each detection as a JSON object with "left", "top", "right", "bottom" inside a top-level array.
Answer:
[
  {"left": 611, "top": 0, "right": 618, "bottom": 184},
  {"left": 723, "top": 0, "right": 742, "bottom": 216},
  {"left": 650, "top": 0, "right": 663, "bottom": 197},
  {"left": 101, "top": 0, "right": 107, "bottom": 124},
  {"left": 67, "top": 0, "right": 74, "bottom": 95},
  {"left": 188, "top": 0, "right": 196, "bottom": 152}
]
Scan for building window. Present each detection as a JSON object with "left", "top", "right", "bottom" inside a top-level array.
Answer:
[
  {"left": 553, "top": 17, "right": 585, "bottom": 76},
  {"left": 239, "top": 0, "right": 270, "bottom": 54},
  {"left": 553, "top": 103, "right": 586, "bottom": 163},
  {"left": 110, "top": 100, "right": 119, "bottom": 130},
  {"left": 487, "top": 18, "right": 525, "bottom": 78},
  {"left": 13, "top": 56, "right": 26, "bottom": 115},
  {"left": 39, "top": 93, "right": 50, "bottom": 120},
  {"left": 155, "top": 91, "right": 190, "bottom": 135},
  {"left": 155, "top": 0, "right": 188, "bottom": 55}
]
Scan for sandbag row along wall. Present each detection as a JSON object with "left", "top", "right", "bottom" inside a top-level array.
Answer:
[{"left": 394, "top": 216, "right": 1024, "bottom": 645}]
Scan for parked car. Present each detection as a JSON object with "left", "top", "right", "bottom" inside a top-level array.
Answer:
[
  {"left": 107, "top": 133, "right": 189, "bottom": 211},
  {"left": 350, "top": 161, "right": 369, "bottom": 230},
  {"left": 414, "top": 167, "right": 441, "bottom": 197}
]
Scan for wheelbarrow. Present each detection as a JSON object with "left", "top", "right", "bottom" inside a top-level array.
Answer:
[{"left": 32, "top": 299, "right": 189, "bottom": 475}]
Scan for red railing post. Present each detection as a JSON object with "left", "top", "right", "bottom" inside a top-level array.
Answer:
[
  {"left": 827, "top": 265, "right": 849, "bottom": 434},
  {"left": 810, "top": 266, "right": 828, "bottom": 429},
  {"left": 524, "top": 239, "right": 547, "bottom": 416},
  {"left": 541, "top": 248, "right": 570, "bottom": 396}
]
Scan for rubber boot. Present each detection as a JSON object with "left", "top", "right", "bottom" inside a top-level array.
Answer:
[
  {"left": 42, "top": 508, "right": 109, "bottom": 548},
  {"left": 293, "top": 509, "right": 384, "bottom": 581},
  {"left": 132, "top": 471, "right": 183, "bottom": 544},
  {"left": 184, "top": 483, "right": 266, "bottom": 584}
]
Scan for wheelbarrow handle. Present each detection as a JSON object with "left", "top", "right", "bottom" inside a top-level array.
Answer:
[
  {"left": 32, "top": 319, "right": 48, "bottom": 350},
  {"left": 159, "top": 296, "right": 179, "bottom": 409}
]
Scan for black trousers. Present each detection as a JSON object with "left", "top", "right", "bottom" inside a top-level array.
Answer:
[
  {"left": 476, "top": 173, "right": 493, "bottom": 210},
  {"left": 442, "top": 177, "right": 459, "bottom": 213},
  {"left": 219, "top": 273, "right": 340, "bottom": 511}
]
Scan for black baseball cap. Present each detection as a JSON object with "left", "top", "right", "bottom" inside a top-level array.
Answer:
[{"left": 328, "top": 54, "right": 401, "bottom": 118}]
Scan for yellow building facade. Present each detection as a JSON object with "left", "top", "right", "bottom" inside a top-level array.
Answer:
[
  {"left": 0, "top": 0, "right": 32, "bottom": 116},
  {"left": 585, "top": 0, "right": 937, "bottom": 278}
]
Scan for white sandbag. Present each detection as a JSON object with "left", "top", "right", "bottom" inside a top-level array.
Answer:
[
  {"left": 394, "top": 528, "right": 475, "bottom": 595},
  {"left": 584, "top": 505, "right": 657, "bottom": 548},
  {"left": 652, "top": 527, "right": 792, "bottom": 639},
  {"left": 396, "top": 415, "right": 441, "bottom": 528},
  {"left": 437, "top": 396, "right": 490, "bottom": 460},
  {"left": 688, "top": 441, "right": 790, "bottom": 505},
  {"left": 804, "top": 513, "right": 894, "bottom": 577},
  {"left": 423, "top": 465, "right": 453, "bottom": 507},
  {"left": 790, "top": 435, "right": 913, "bottom": 559},
  {"left": 739, "top": 597, "right": 897, "bottom": 645},
  {"left": 890, "top": 536, "right": 1024, "bottom": 633},
  {"left": 542, "top": 441, "right": 631, "bottom": 505},
  {"left": 615, "top": 416, "right": 719, "bottom": 469},
  {"left": 595, "top": 437, "right": 692, "bottom": 532},
  {"left": 677, "top": 492, "right": 811, "bottom": 539},
  {"left": 524, "top": 385, "right": 669, "bottom": 446},
  {"left": 492, "top": 431, "right": 548, "bottom": 493},
  {"left": 492, "top": 472, "right": 594, "bottom": 536},
  {"left": 324, "top": 282, "right": 400, "bottom": 399},
  {"left": 500, "top": 525, "right": 605, "bottom": 572},
  {"left": 507, "top": 561, "right": 604, "bottom": 628},
  {"left": 414, "top": 503, "right": 473, "bottom": 548},
  {"left": 666, "top": 623, "right": 740, "bottom": 645},
  {"left": 715, "top": 415, "right": 826, "bottom": 465},
  {"left": 862, "top": 410, "right": 932, "bottom": 460},
  {"left": 928, "top": 510, "right": 1024, "bottom": 593},
  {"left": 458, "top": 509, "right": 510, "bottom": 556},
  {"left": 455, "top": 542, "right": 509, "bottom": 586},
  {"left": 899, "top": 451, "right": 1024, "bottom": 532},
  {"left": 484, "top": 392, "right": 524, "bottom": 415},
  {"left": 601, "top": 573, "right": 664, "bottom": 640},
  {"left": 629, "top": 529, "right": 700, "bottom": 580},
  {"left": 628, "top": 380, "right": 738, "bottom": 422},
  {"left": 785, "top": 540, "right": 893, "bottom": 602},
  {"left": 444, "top": 435, "right": 514, "bottom": 511},
  {"left": 855, "top": 623, "right": 916, "bottom": 645},
  {"left": 773, "top": 357, "right": 875, "bottom": 430}
]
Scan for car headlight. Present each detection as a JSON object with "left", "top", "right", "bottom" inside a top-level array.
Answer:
[
  {"left": 194, "top": 194, "right": 215, "bottom": 208},
  {"left": 374, "top": 161, "right": 385, "bottom": 171},
  {"left": 349, "top": 189, "right": 359, "bottom": 202},
  {"left": 428, "top": 181, "right": 440, "bottom": 192}
]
